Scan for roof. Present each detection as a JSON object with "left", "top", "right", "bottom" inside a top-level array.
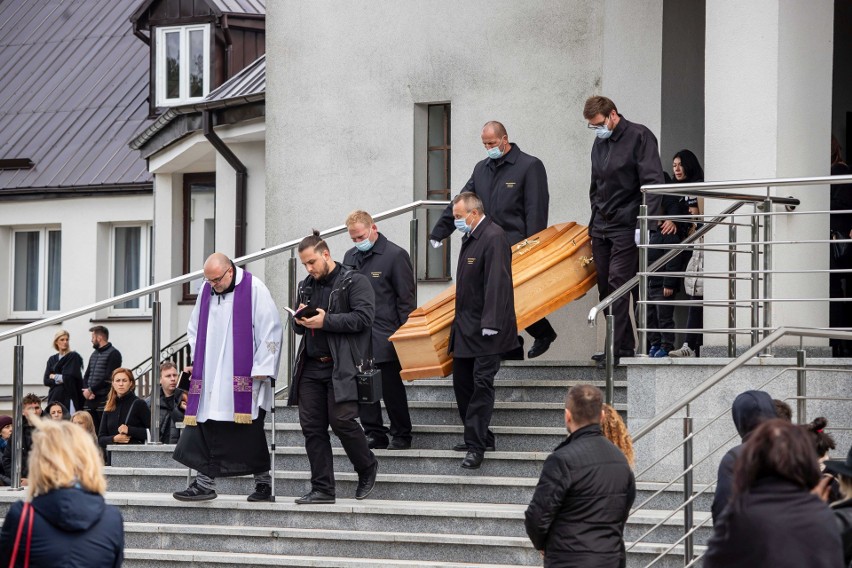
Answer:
[
  {"left": 130, "top": 54, "right": 265, "bottom": 151},
  {"left": 129, "top": 0, "right": 265, "bottom": 24},
  {"left": 0, "top": 0, "right": 153, "bottom": 192}
]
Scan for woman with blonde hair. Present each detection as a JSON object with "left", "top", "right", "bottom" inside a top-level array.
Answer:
[
  {"left": 0, "top": 415, "right": 124, "bottom": 566},
  {"left": 600, "top": 403, "right": 634, "bottom": 467},
  {"left": 97, "top": 368, "right": 150, "bottom": 462},
  {"left": 71, "top": 411, "right": 98, "bottom": 443},
  {"left": 42, "top": 329, "right": 84, "bottom": 413}
]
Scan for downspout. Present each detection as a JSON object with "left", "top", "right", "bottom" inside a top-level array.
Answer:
[
  {"left": 221, "top": 15, "right": 232, "bottom": 81},
  {"left": 203, "top": 110, "right": 247, "bottom": 257}
]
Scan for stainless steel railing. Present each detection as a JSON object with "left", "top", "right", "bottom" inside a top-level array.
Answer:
[{"left": 0, "top": 199, "right": 450, "bottom": 488}]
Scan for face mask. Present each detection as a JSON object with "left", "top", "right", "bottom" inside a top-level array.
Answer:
[
  {"left": 354, "top": 228, "right": 374, "bottom": 252},
  {"left": 594, "top": 115, "right": 613, "bottom": 139},
  {"left": 454, "top": 214, "right": 472, "bottom": 234},
  {"left": 485, "top": 138, "right": 505, "bottom": 159}
]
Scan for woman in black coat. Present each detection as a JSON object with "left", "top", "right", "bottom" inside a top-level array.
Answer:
[
  {"left": 43, "top": 329, "right": 85, "bottom": 413},
  {"left": 0, "top": 415, "right": 124, "bottom": 567},
  {"left": 704, "top": 419, "right": 843, "bottom": 568},
  {"left": 97, "top": 368, "right": 150, "bottom": 458}
]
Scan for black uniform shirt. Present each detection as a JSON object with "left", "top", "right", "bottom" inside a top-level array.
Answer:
[
  {"left": 301, "top": 263, "right": 341, "bottom": 359},
  {"left": 431, "top": 144, "right": 549, "bottom": 246}
]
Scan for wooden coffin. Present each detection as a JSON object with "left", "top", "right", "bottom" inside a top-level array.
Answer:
[{"left": 389, "top": 222, "right": 597, "bottom": 379}]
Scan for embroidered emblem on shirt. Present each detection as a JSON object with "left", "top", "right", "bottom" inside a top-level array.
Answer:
[
  {"left": 467, "top": 257, "right": 476, "bottom": 265},
  {"left": 266, "top": 341, "right": 280, "bottom": 354},
  {"left": 371, "top": 272, "right": 382, "bottom": 278},
  {"left": 233, "top": 376, "right": 253, "bottom": 392}
]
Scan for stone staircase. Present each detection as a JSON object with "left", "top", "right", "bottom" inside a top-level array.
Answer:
[{"left": 0, "top": 361, "right": 712, "bottom": 567}]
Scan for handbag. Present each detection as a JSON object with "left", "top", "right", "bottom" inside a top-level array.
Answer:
[{"left": 9, "top": 501, "right": 34, "bottom": 568}]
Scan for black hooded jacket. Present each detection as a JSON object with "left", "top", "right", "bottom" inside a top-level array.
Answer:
[
  {"left": 711, "top": 390, "right": 777, "bottom": 523},
  {"left": 0, "top": 487, "right": 124, "bottom": 567}
]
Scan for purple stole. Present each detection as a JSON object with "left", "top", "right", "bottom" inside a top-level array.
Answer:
[{"left": 184, "top": 271, "right": 255, "bottom": 425}]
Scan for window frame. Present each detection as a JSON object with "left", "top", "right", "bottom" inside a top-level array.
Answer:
[
  {"left": 424, "top": 103, "right": 452, "bottom": 281},
  {"left": 9, "top": 227, "right": 61, "bottom": 318},
  {"left": 182, "top": 173, "right": 217, "bottom": 302},
  {"left": 108, "top": 223, "right": 153, "bottom": 316},
  {"left": 155, "top": 24, "right": 211, "bottom": 107}
]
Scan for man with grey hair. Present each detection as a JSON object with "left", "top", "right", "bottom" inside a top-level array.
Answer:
[
  {"left": 448, "top": 192, "right": 518, "bottom": 469},
  {"left": 430, "top": 121, "right": 557, "bottom": 360},
  {"left": 525, "top": 384, "right": 635, "bottom": 567}
]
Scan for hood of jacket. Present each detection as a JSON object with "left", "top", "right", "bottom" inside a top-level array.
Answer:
[
  {"left": 731, "top": 390, "right": 776, "bottom": 440},
  {"left": 31, "top": 487, "right": 106, "bottom": 532}
]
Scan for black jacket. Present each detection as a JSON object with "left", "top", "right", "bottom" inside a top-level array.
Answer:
[
  {"left": 43, "top": 351, "right": 85, "bottom": 412},
  {"left": 146, "top": 387, "right": 186, "bottom": 444},
  {"left": 97, "top": 392, "right": 151, "bottom": 449},
  {"left": 2, "top": 421, "right": 34, "bottom": 479},
  {"left": 289, "top": 266, "right": 375, "bottom": 405},
  {"left": 0, "top": 487, "right": 124, "bottom": 567},
  {"left": 83, "top": 343, "right": 122, "bottom": 397},
  {"left": 588, "top": 116, "right": 664, "bottom": 237},
  {"left": 711, "top": 390, "right": 777, "bottom": 523},
  {"left": 704, "top": 476, "right": 843, "bottom": 568},
  {"left": 832, "top": 497, "right": 852, "bottom": 568},
  {"left": 431, "top": 144, "right": 549, "bottom": 246},
  {"left": 525, "top": 424, "right": 636, "bottom": 568},
  {"left": 449, "top": 217, "right": 518, "bottom": 357},
  {"left": 647, "top": 194, "right": 690, "bottom": 290},
  {"left": 343, "top": 233, "right": 416, "bottom": 363}
]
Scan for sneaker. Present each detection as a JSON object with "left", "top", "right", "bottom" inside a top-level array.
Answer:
[
  {"left": 648, "top": 345, "right": 661, "bottom": 358},
  {"left": 652, "top": 347, "right": 669, "bottom": 358},
  {"left": 247, "top": 483, "right": 273, "bottom": 502},
  {"left": 669, "top": 343, "right": 695, "bottom": 358},
  {"left": 173, "top": 481, "right": 217, "bottom": 502}
]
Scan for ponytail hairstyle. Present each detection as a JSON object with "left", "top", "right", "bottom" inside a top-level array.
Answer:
[{"left": 802, "top": 416, "right": 836, "bottom": 459}]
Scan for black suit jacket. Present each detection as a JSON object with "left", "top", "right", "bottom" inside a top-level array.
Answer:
[{"left": 449, "top": 217, "right": 518, "bottom": 357}]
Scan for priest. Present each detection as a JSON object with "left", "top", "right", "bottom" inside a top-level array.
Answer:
[{"left": 172, "top": 252, "right": 283, "bottom": 502}]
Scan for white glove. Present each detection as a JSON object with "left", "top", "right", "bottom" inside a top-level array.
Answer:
[
  {"left": 634, "top": 229, "right": 641, "bottom": 246},
  {"left": 430, "top": 239, "right": 443, "bottom": 249},
  {"left": 482, "top": 328, "right": 499, "bottom": 336},
  {"left": 54, "top": 374, "right": 63, "bottom": 384}
]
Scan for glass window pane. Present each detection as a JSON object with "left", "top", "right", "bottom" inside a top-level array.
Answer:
[
  {"left": 189, "top": 29, "right": 205, "bottom": 98},
  {"left": 428, "top": 105, "right": 445, "bottom": 146},
  {"left": 165, "top": 31, "right": 181, "bottom": 99},
  {"left": 425, "top": 210, "right": 448, "bottom": 279},
  {"left": 187, "top": 181, "right": 216, "bottom": 293},
  {"left": 47, "top": 231, "right": 61, "bottom": 311},
  {"left": 114, "top": 227, "right": 141, "bottom": 309},
  {"left": 428, "top": 150, "right": 449, "bottom": 193},
  {"left": 13, "top": 232, "right": 39, "bottom": 312}
]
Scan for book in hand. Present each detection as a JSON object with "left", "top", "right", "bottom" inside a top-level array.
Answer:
[
  {"left": 178, "top": 371, "right": 192, "bottom": 391},
  {"left": 284, "top": 305, "right": 320, "bottom": 319}
]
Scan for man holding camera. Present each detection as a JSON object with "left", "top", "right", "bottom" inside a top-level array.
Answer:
[{"left": 289, "top": 231, "right": 379, "bottom": 504}]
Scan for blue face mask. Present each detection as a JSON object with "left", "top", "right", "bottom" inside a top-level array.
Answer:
[
  {"left": 485, "top": 137, "right": 506, "bottom": 160},
  {"left": 354, "top": 228, "right": 374, "bottom": 252},
  {"left": 595, "top": 125, "right": 613, "bottom": 139},
  {"left": 454, "top": 214, "right": 472, "bottom": 234}
]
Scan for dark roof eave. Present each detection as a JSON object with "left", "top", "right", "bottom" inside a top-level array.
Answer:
[
  {"left": 0, "top": 183, "right": 153, "bottom": 201},
  {"left": 129, "top": 92, "right": 266, "bottom": 151}
]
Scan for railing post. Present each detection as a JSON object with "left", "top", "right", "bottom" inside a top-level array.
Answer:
[
  {"left": 762, "top": 197, "right": 773, "bottom": 357},
  {"left": 149, "top": 293, "right": 162, "bottom": 444},
  {"left": 605, "top": 312, "right": 615, "bottom": 405},
  {"left": 410, "top": 216, "right": 419, "bottom": 305},
  {"left": 287, "top": 253, "right": 298, "bottom": 392},
  {"left": 683, "top": 409, "right": 694, "bottom": 564},
  {"left": 638, "top": 205, "right": 649, "bottom": 356},
  {"left": 11, "top": 336, "right": 24, "bottom": 489},
  {"left": 796, "top": 349, "right": 807, "bottom": 424},
  {"left": 750, "top": 209, "right": 761, "bottom": 348},
  {"left": 728, "top": 223, "right": 737, "bottom": 357}
]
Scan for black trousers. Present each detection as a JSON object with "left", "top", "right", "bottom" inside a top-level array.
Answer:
[
  {"left": 685, "top": 295, "right": 704, "bottom": 353},
  {"left": 298, "top": 370, "right": 376, "bottom": 495},
  {"left": 452, "top": 355, "right": 500, "bottom": 453},
  {"left": 592, "top": 232, "right": 638, "bottom": 353},
  {"left": 524, "top": 318, "right": 556, "bottom": 339},
  {"left": 647, "top": 277, "right": 675, "bottom": 349},
  {"left": 359, "top": 359, "right": 412, "bottom": 442},
  {"left": 86, "top": 393, "right": 107, "bottom": 434}
]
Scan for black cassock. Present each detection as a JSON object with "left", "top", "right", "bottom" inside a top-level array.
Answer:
[{"left": 449, "top": 216, "right": 518, "bottom": 357}]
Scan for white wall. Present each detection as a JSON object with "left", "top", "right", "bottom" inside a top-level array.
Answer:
[{"left": 266, "top": 1, "right": 667, "bottom": 360}]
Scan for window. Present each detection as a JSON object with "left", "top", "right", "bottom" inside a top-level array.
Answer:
[
  {"left": 155, "top": 25, "right": 210, "bottom": 107},
  {"left": 425, "top": 103, "right": 452, "bottom": 279},
  {"left": 110, "top": 224, "right": 153, "bottom": 314},
  {"left": 183, "top": 173, "right": 216, "bottom": 300},
  {"left": 11, "top": 228, "right": 61, "bottom": 316}
]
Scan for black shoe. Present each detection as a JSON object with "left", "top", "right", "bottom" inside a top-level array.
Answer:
[
  {"left": 596, "top": 349, "right": 635, "bottom": 369},
  {"left": 591, "top": 352, "right": 605, "bottom": 362},
  {"left": 528, "top": 333, "right": 558, "bottom": 359},
  {"left": 461, "top": 451, "right": 484, "bottom": 469},
  {"left": 173, "top": 482, "right": 217, "bottom": 502},
  {"left": 387, "top": 438, "right": 411, "bottom": 450},
  {"left": 355, "top": 461, "right": 378, "bottom": 500},
  {"left": 501, "top": 336, "right": 525, "bottom": 361},
  {"left": 366, "top": 434, "right": 389, "bottom": 450},
  {"left": 453, "top": 442, "right": 496, "bottom": 452},
  {"left": 295, "top": 490, "right": 336, "bottom": 505},
  {"left": 247, "top": 483, "right": 273, "bottom": 502}
]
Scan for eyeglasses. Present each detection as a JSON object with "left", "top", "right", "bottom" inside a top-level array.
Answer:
[
  {"left": 587, "top": 115, "right": 610, "bottom": 130},
  {"left": 204, "top": 267, "right": 231, "bottom": 285}
]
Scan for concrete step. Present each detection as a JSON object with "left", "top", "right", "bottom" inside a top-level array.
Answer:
[
  {"left": 124, "top": 522, "right": 539, "bottom": 566},
  {"left": 108, "top": 445, "right": 550, "bottom": 478},
  {"left": 275, "top": 401, "right": 627, "bottom": 427},
  {"left": 495, "top": 360, "right": 628, "bottom": 382},
  {"left": 399, "top": 377, "right": 627, "bottom": 404},
  {"left": 625, "top": 509, "right": 712, "bottom": 547}
]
